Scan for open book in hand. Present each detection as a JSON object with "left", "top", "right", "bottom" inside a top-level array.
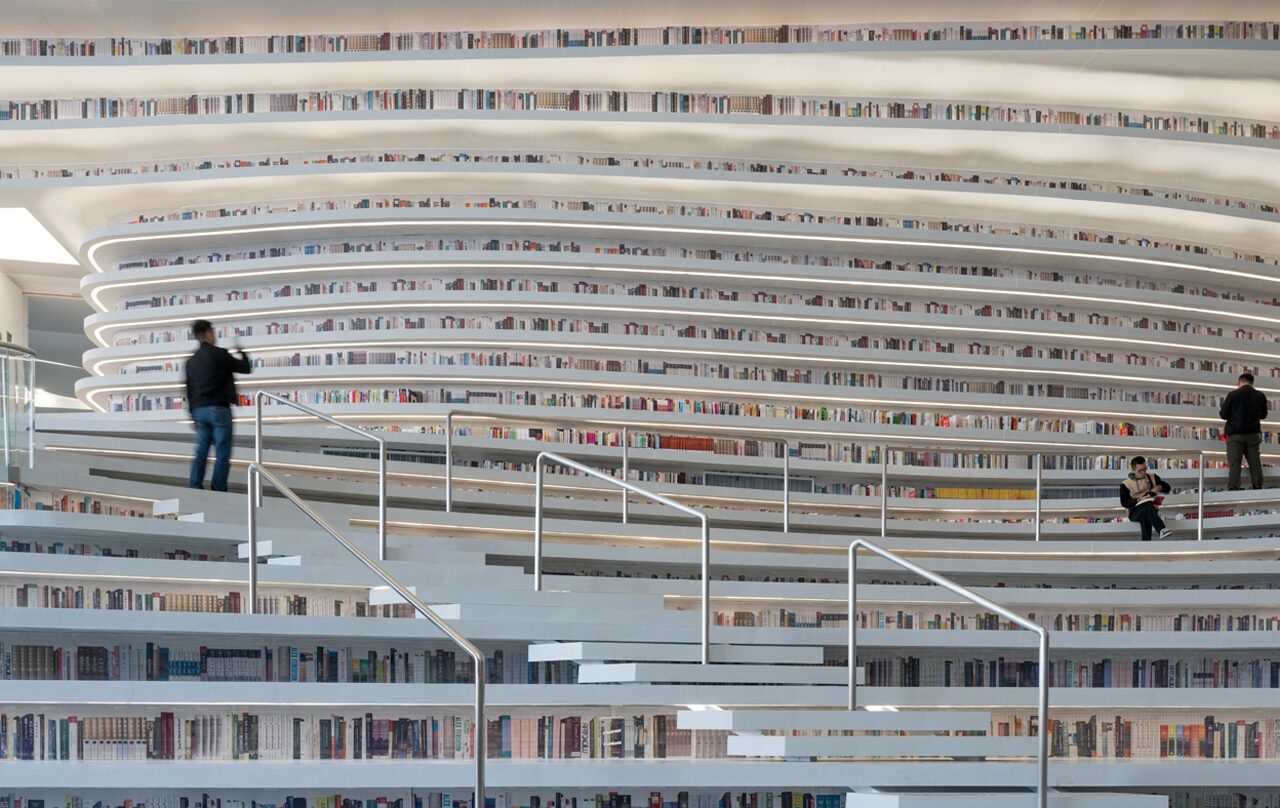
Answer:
[{"left": 1138, "top": 493, "right": 1165, "bottom": 507}]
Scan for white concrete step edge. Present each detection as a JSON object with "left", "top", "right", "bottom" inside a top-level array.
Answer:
[
  {"left": 577, "top": 662, "right": 851, "bottom": 685},
  {"left": 677, "top": 710, "right": 991, "bottom": 732},
  {"left": 530, "top": 641, "right": 824, "bottom": 665},
  {"left": 728, "top": 734, "right": 1037, "bottom": 757}
]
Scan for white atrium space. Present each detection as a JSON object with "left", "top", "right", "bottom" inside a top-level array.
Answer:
[{"left": 2, "top": 2, "right": 1280, "bottom": 807}]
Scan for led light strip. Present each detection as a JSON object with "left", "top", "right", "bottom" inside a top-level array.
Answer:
[
  {"left": 84, "top": 254, "right": 1280, "bottom": 330},
  {"left": 84, "top": 334, "right": 1280, "bottom": 397}
]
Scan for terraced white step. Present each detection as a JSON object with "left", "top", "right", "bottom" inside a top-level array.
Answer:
[
  {"left": 530, "top": 641, "right": 824, "bottom": 665},
  {"left": 729, "top": 734, "right": 1037, "bottom": 758},
  {"left": 677, "top": 709, "right": 991, "bottom": 732},
  {"left": 577, "top": 662, "right": 847, "bottom": 685},
  {"left": 846, "top": 792, "right": 1167, "bottom": 808},
  {"left": 427, "top": 602, "right": 680, "bottom": 624},
  {"left": 372, "top": 586, "right": 663, "bottom": 611}
]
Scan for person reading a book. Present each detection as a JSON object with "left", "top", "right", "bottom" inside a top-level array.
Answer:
[
  {"left": 1218, "top": 372, "right": 1268, "bottom": 490},
  {"left": 1120, "top": 456, "right": 1172, "bottom": 541},
  {"left": 184, "top": 319, "right": 251, "bottom": 492}
]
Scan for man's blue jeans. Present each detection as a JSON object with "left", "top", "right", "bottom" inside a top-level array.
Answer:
[{"left": 190, "top": 405, "right": 234, "bottom": 492}]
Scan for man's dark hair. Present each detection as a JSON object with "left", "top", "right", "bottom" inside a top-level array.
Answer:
[
  {"left": 1129, "top": 456, "right": 1147, "bottom": 469},
  {"left": 192, "top": 319, "right": 214, "bottom": 339},
  {"left": 1239, "top": 373, "right": 1255, "bottom": 384}
]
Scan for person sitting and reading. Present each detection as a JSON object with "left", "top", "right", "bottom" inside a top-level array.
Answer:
[{"left": 1119, "top": 456, "right": 1172, "bottom": 541}]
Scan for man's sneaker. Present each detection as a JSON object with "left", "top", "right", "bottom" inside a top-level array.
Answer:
[{"left": 1158, "top": 528, "right": 1172, "bottom": 540}]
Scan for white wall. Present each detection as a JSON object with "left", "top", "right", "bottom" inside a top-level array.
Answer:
[{"left": 0, "top": 269, "right": 26, "bottom": 348}]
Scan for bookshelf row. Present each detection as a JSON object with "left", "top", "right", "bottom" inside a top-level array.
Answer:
[
  {"left": 99, "top": 330, "right": 1261, "bottom": 389},
  {"left": 102, "top": 283, "right": 1277, "bottom": 348},
  {"left": 863, "top": 655, "right": 1280, "bottom": 690},
  {"left": 94, "top": 310, "right": 1272, "bottom": 379},
  {"left": 5, "top": 20, "right": 1280, "bottom": 58},
  {"left": 97, "top": 197, "right": 1280, "bottom": 272},
  {"left": 0, "top": 584, "right": 392, "bottom": 618},
  {"left": 0, "top": 792, "right": 850, "bottom": 808},
  {"left": 5, "top": 706, "right": 1280, "bottom": 762},
  {"left": 0, "top": 711, "right": 713, "bottom": 762},
  {"left": 0, "top": 792, "right": 838, "bottom": 808},
  {"left": 0, "top": 642, "right": 572, "bottom": 686},
  {"left": 6, "top": 89, "right": 1280, "bottom": 145},
  {"left": 102, "top": 346, "right": 1266, "bottom": 412},
  {"left": 93, "top": 378, "right": 1270, "bottom": 445},
  {"left": 109, "top": 273, "right": 1279, "bottom": 321},
  {"left": 3, "top": 148, "right": 1273, "bottom": 227}
]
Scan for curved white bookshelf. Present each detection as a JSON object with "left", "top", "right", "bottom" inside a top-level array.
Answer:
[{"left": 10, "top": 8, "right": 1280, "bottom": 801}]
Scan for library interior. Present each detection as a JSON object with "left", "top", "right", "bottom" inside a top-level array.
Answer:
[{"left": 4, "top": 1, "right": 1280, "bottom": 807}]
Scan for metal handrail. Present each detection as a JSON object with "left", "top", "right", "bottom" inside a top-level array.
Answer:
[
  {"left": 532, "top": 451, "right": 712, "bottom": 664},
  {"left": 847, "top": 537, "right": 1049, "bottom": 808},
  {"left": 437, "top": 408, "right": 1237, "bottom": 541},
  {"left": 246, "top": 462, "right": 485, "bottom": 800},
  {"left": 255, "top": 391, "right": 387, "bottom": 559}
]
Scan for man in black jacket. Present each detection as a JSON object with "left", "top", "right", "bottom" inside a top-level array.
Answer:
[
  {"left": 1119, "top": 456, "right": 1172, "bottom": 541},
  {"left": 1218, "top": 372, "right": 1268, "bottom": 490},
  {"left": 184, "top": 320, "right": 251, "bottom": 492}
]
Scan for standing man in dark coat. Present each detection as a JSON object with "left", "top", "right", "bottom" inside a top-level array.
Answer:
[
  {"left": 185, "top": 319, "right": 251, "bottom": 492},
  {"left": 1219, "top": 372, "right": 1268, "bottom": 490}
]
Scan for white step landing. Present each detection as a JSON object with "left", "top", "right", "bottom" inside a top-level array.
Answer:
[
  {"left": 729, "top": 734, "right": 1036, "bottom": 758},
  {"left": 846, "top": 792, "right": 1167, "bottom": 808},
  {"left": 531, "top": 641, "right": 825, "bottom": 665},
  {"left": 678, "top": 709, "right": 991, "bottom": 732},
  {"left": 577, "top": 661, "right": 848, "bottom": 685}
]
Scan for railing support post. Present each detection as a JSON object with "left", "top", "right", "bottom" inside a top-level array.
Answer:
[
  {"left": 534, "top": 461, "right": 545, "bottom": 591},
  {"left": 782, "top": 440, "right": 790, "bottom": 533},
  {"left": 1198, "top": 451, "right": 1206, "bottom": 541},
  {"left": 445, "top": 412, "right": 454, "bottom": 513},
  {"left": 879, "top": 446, "right": 888, "bottom": 540},
  {"left": 1034, "top": 454, "right": 1043, "bottom": 542},
  {"left": 247, "top": 465, "right": 259, "bottom": 615},
  {"left": 847, "top": 543, "right": 858, "bottom": 710},
  {"left": 254, "top": 396, "right": 263, "bottom": 507},
  {"left": 621, "top": 427, "right": 629, "bottom": 524},
  {"left": 377, "top": 438, "right": 387, "bottom": 560}
]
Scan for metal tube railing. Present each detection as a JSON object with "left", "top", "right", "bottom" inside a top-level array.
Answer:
[
  {"left": 255, "top": 391, "right": 387, "bottom": 560},
  {"left": 247, "top": 462, "right": 484, "bottom": 799},
  {"left": 533, "top": 451, "right": 712, "bottom": 664},
  {"left": 435, "top": 407, "right": 1234, "bottom": 541},
  {"left": 848, "top": 537, "right": 1049, "bottom": 808}
]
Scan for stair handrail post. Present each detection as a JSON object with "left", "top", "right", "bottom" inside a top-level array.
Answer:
[
  {"left": 879, "top": 446, "right": 888, "bottom": 539},
  {"left": 782, "top": 439, "right": 790, "bottom": 533},
  {"left": 621, "top": 427, "right": 630, "bottom": 524},
  {"left": 533, "top": 450, "right": 712, "bottom": 664},
  {"left": 1198, "top": 451, "right": 1206, "bottom": 541},
  {"left": 847, "top": 537, "right": 1049, "bottom": 808},
  {"left": 254, "top": 391, "right": 388, "bottom": 560},
  {"left": 247, "top": 461, "right": 484, "bottom": 800},
  {"left": 445, "top": 410, "right": 454, "bottom": 513}
]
